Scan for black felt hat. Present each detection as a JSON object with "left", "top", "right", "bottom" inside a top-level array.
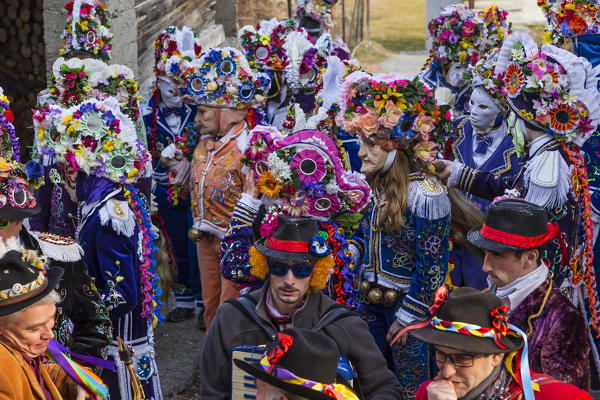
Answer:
[
  {"left": 0, "top": 249, "right": 63, "bottom": 316},
  {"left": 254, "top": 215, "right": 328, "bottom": 264},
  {"left": 234, "top": 328, "right": 349, "bottom": 400},
  {"left": 410, "top": 287, "right": 523, "bottom": 354},
  {"left": 467, "top": 199, "right": 554, "bottom": 253}
]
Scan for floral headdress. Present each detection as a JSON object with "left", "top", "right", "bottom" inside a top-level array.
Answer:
[
  {"left": 183, "top": 47, "right": 271, "bottom": 109},
  {"left": 479, "top": 4, "right": 511, "bottom": 49},
  {"left": 428, "top": 4, "right": 488, "bottom": 67},
  {"left": 34, "top": 98, "right": 149, "bottom": 184},
  {"left": 245, "top": 126, "right": 371, "bottom": 225},
  {"left": 282, "top": 31, "right": 328, "bottom": 92},
  {"left": 0, "top": 88, "right": 20, "bottom": 162},
  {"left": 465, "top": 48, "right": 508, "bottom": 112},
  {"left": 0, "top": 158, "right": 41, "bottom": 212},
  {"left": 495, "top": 32, "right": 600, "bottom": 146},
  {"left": 238, "top": 18, "right": 304, "bottom": 72},
  {"left": 153, "top": 26, "right": 203, "bottom": 88},
  {"left": 60, "top": 0, "right": 113, "bottom": 62},
  {"left": 539, "top": 0, "right": 600, "bottom": 44},
  {"left": 294, "top": 0, "right": 339, "bottom": 31},
  {"left": 340, "top": 71, "right": 454, "bottom": 162}
]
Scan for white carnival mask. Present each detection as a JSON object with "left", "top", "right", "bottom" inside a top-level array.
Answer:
[
  {"left": 446, "top": 63, "right": 467, "bottom": 88},
  {"left": 469, "top": 86, "right": 502, "bottom": 134}
]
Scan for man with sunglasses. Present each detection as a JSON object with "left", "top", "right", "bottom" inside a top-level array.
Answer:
[
  {"left": 200, "top": 208, "right": 402, "bottom": 399},
  {"left": 408, "top": 287, "right": 591, "bottom": 400}
]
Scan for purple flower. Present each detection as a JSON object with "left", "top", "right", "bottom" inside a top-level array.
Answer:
[
  {"left": 302, "top": 181, "right": 325, "bottom": 198},
  {"left": 449, "top": 33, "right": 460, "bottom": 44}
]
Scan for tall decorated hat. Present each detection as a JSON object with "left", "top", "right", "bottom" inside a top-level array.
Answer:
[
  {"left": 294, "top": 0, "right": 339, "bottom": 32},
  {"left": 0, "top": 158, "right": 42, "bottom": 220},
  {"left": 184, "top": 47, "right": 272, "bottom": 109},
  {"left": 495, "top": 32, "right": 600, "bottom": 147},
  {"left": 282, "top": 30, "right": 328, "bottom": 93},
  {"left": 340, "top": 71, "right": 454, "bottom": 161},
  {"left": 479, "top": 4, "right": 511, "bottom": 49},
  {"left": 59, "top": 0, "right": 113, "bottom": 62},
  {"left": 153, "top": 26, "right": 203, "bottom": 89},
  {"left": 428, "top": 4, "right": 488, "bottom": 67},
  {"left": 238, "top": 18, "right": 303, "bottom": 72},
  {"left": 33, "top": 97, "right": 149, "bottom": 184},
  {"left": 0, "top": 88, "right": 20, "bottom": 163},
  {"left": 539, "top": 0, "right": 600, "bottom": 44}
]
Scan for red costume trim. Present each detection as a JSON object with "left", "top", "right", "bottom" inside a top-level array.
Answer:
[
  {"left": 480, "top": 222, "right": 559, "bottom": 248},
  {"left": 267, "top": 237, "right": 310, "bottom": 253}
]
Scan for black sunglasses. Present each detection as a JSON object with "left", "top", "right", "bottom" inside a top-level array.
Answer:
[{"left": 267, "top": 260, "right": 314, "bottom": 279}]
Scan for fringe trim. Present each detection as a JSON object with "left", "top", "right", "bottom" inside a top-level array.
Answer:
[
  {"left": 30, "top": 232, "right": 84, "bottom": 263},
  {"left": 98, "top": 200, "right": 136, "bottom": 237},
  {"left": 524, "top": 149, "right": 571, "bottom": 208},
  {"left": 408, "top": 178, "right": 451, "bottom": 220}
]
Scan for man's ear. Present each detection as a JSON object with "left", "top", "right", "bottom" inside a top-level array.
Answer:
[
  {"left": 524, "top": 249, "right": 538, "bottom": 267},
  {"left": 491, "top": 352, "right": 505, "bottom": 367}
]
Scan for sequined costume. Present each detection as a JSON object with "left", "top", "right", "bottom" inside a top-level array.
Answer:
[{"left": 349, "top": 173, "right": 451, "bottom": 398}]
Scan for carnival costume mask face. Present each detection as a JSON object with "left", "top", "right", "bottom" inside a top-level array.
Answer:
[
  {"left": 469, "top": 86, "right": 502, "bottom": 134},
  {"left": 446, "top": 63, "right": 467, "bottom": 88},
  {"left": 158, "top": 77, "right": 183, "bottom": 109},
  {"left": 358, "top": 136, "right": 389, "bottom": 176},
  {"left": 195, "top": 105, "right": 216, "bottom": 135}
]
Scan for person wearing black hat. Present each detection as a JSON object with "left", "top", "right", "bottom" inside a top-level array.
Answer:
[
  {"left": 200, "top": 208, "right": 402, "bottom": 399},
  {"left": 466, "top": 199, "right": 591, "bottom": 390},
  {"left": 0, "top": 242, "right": 95, "bottom": 399},
  {"left": 235, "top": 328, "right": 359, "bottom": 400},
  {"left": 401, "top": 287, "right": 591, "bottom": 400}
]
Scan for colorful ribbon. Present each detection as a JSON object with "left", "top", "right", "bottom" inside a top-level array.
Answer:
[
  {"left": 46, "top": 339, "right": 112, "bottom": 399},
  {"left": 267, "top": 236, "right": 310, "bottom": 253}
]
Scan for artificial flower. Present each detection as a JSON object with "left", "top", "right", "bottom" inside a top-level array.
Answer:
[{"left": 257, "top": 170, "right": 283, "bottom": 198}]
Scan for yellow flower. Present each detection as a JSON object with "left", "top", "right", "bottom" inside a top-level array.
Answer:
[
  {"left": 93, "top": 48, "right": 99, "bottom": 54},
  {"left": 71, "top": 119, "right": 81, "bottom": 131},
  {"left": 519, "top": 110, "right": 534, "bottom": 120},
  {"left": 111, "top": 71, "right": 119, "bottom": 79},
  {"left": 103, "top": 141, "right": 115, "bottom": 151},
  {"left": 66, "top": 125, "right": 75, "bottom": 134},
  {"left": 257, "top": 171, "right": 282, "bottom": 198},
  {"left": 62, "top": 115, "right": 73, "bottom": 124},
  {"left": 83, "top": 84, "right": 92, "bottom": 92},
  {"left": 459, "top": 51, "right": 467, "bottom": 64},
  {"left": 37, "top": 126, "right": 45, "bottom": 140},
  {"left": 375, "top": 87, "right": 406, "bottom": 113},
  {"left": 206, "top": 81, "right": 218, "bottom": 92},
  {"left": 127, "top": 167, "right": 139, "bottom": 179},
  {"left": 259, "top": 35, "right": 270, "bottom": 45},
  {"left": 543, "top": 31, "right": 553, "bottom": 44},
  {"left": 78, "top": 21, "right": 89, "bottom": 31},
  {"left": 0, "top": 158, "right": 11, "bottom": 172},
  {"left": 565, "top": 2, "right": 575, "bottom": 10}
]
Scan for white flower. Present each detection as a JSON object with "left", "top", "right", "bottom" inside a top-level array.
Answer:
[
  {"left": 267, "top": 152, "right": 292, "bottom": 180},
  {"left": 325, "top": 182, "right": 339, "bottom": 194},
  {"left": 525, "top": 75, "right": 540, "bottom": 90},
  {"left": 510, "top": 47, "right": 524, "bottom": 62}
]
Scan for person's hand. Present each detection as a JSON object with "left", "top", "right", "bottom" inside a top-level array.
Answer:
[
  {"left": 386, "top": 320, "right": 406, "bottom": 346},
  {"left": 434, "top": 159, "right": 453, "bottom": 180},
  {"left": 426, "top": 379, "right": 457, "bottom": 400},
  {"left": 75, "top": 385, "right": 95, "bottom": 400},
  {"left": 160, "top": 143, "right": 184, "bottom": 168},
  {"left": 244, "top": 169, "right": 259, "bottom": 199}
]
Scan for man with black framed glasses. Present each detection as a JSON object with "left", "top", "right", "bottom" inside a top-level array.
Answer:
[
  {"left": 200, "top": 211, "right": 402, "bottom": 399},
  {"left": 403, "top": 287, "right": 590, "bottom": 400}
]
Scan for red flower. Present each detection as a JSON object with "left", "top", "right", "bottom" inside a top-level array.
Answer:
[
  {"left": 4, "top": 109, "right": 13, "bottom": 123},
  {"left": 569, "top": 15, "right": 587, "bottom": 35}
]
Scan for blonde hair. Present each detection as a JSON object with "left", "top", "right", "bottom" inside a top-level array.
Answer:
[
  {"left": 249, "top": 246, "right": 334, "bottom": 291},
  {"left": 368, "top": 150, "right": 431, "bottom": 232}
]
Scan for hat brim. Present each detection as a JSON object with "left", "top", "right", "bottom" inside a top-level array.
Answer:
[
  {"left": 0, "top": 265, "right": 64, "bottom": 316},
  {"left": 0, "top": 203, "right": 41, "bottom": 220},
  {"left": 467, "top": 226, "right": 530, "bottom": 253},
  {"left": 409, "top": 323, "right": 523, "bottom": 354},
  {"left": 254, "top": 238, "right": 320, "bottom": 264},
  {"left": 233, "top": 359, "right": 338, "bottom": 400}
]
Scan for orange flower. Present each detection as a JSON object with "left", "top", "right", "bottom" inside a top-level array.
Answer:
[
  {"left": 377, "top": 100, "right": 404, "bottom": 129},
  {"left": 504, "top": 63, "right": 524, "bottom": 97},
  {"left": 569, "top": 15, "right": 587, "bottom": 35},
  {"left": 413, "top": 140, "right": 438, "bottom": 163},
  {"left": 257, "top": 170, "right": 282, "bottom": 198},
  {"left": 549, "top": 103, "right": 578, "bottom": 133}
]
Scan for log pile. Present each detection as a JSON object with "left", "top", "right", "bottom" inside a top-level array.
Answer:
[{"left": 0, "top": 0, "right": 46, "bottom": 160}]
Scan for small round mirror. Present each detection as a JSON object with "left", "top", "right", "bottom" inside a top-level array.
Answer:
[
  {"left": 255, "top": 46, "right": 269, "bottom": 60},
  {"left": 315, "top": 198, "right": 331, "bottom": 211},
  {"left": 300, "top": 158, "right": 317, "bottom": 175},
  {"left": 85, "top": 115, "right": 104, "bottom": 134},
  {"left": 219, "top": 60, "right": 235, "bottom": 75},
  {"left": 110, "top": 155, "right": 127, "bottom": 170},
  {"left": 86, "top": 31, "right": 97, "bottom": 45}
]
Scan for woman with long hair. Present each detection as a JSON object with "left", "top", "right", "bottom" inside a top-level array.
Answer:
[{"left": 343, "top": 72, "right": 453, "bottom": 397}]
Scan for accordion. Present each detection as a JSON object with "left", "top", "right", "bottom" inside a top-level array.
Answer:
[{"left": 231, "top": 344, "right": 266, "bottom": 399}]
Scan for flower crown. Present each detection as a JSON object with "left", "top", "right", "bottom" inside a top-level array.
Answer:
[
  {"left": 465, "top": 48, "right": 508, "bottom": 111},
  {"left": 34, "top": 98, "right": 149, "bottom": 183},
  {"left": 495, "top": 32, "right": 600, "bottom": 146},
  {"left": 294, "top": 0, "right": 339, "bottom": 31},
  {"left": 480, "top": 4, "right": 511, "bottom": 49},
  {"left": 282, "top": 31, "right": 328, "bottom": 92},
  {"left": 428, "top": 4, "right": 488, "bottom": 67},
  {"left": 340, "top": 71, "right": 454, "bottom": 159},
  {"left": 539, "top": 0, "right": 600, "bottom": 44},
  {"left": 153, "top": 26, "right": 203, "bottom": 86},
  {"left": 238, "top": 18, "right": 304, "bottom": 72},
  {"left": 183, "top": 47, "right": 271, "bottom": 109},
  {"left": 0, "top": 88, "right": 20, "bottom": 162},
  {"left": 245, "top": 126, "right": 371, "bottom": 227},
  {"left": 60, "top": 0, "right": 113, "bottom": 62}
]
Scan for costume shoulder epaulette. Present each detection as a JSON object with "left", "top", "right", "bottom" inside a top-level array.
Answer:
[
  {"left": 98, "top": 198, "right": 135, "bottom": 237},
  {"left": 30, "top": 231, "right": 84, "bottom": 262},
  {"left": 408, "top": 174, "right": 450, "bottom": 220},
  {"left": 524, "top": 148, "right": 570, "bottom": 208}
]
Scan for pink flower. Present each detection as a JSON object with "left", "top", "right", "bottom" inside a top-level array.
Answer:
[
  {"left": 64, "top": 152, "right": 80, "bottom": 171},
  {"left": 356, "top": 111, "right": 379, "bottom": 137},
  {"left": 346, "top": 86, "right": 358, "bottom": 100},
  {"left": 377, "top": 101, "right": 404, "bottom": 129},
  {"left": 413, "top": 141, "right": 438, "bottom": 163},
  {"left": 439, "top": 30, "right": 452, "bottom": 42},
  {"left": 462, "top": 20, "right": 476, "bottom": 37},
  {"left": 79, "top": 71, "right": 86, "bottom": 78},
  {"left": 412, "top": 113, "right": 436, "bottom": 140}
]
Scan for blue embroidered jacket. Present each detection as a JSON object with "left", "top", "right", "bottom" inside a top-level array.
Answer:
[
  {"left": 141, "top": 95, "right": 196, "bottom": 186},
  {"left": 450, "top": 116, "right": 521, "bottom": 212},
  {"left": 349, "top": 173, "right": 451, "bottom": 325},
  {"left": 451, "top": 136, "right": 578, "bottom": 284}
]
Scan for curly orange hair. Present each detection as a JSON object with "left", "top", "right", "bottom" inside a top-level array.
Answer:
[{"left": 249, "top": 245, "right": 334, "bottom": 291}]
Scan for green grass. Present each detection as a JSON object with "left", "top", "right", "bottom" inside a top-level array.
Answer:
[{"left": 370, "top": 0, "right": 427, "bottom": 52}]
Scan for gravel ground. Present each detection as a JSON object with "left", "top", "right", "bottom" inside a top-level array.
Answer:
[{"left": 154, "top": 316, "right": 206, "bottom": 399}]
